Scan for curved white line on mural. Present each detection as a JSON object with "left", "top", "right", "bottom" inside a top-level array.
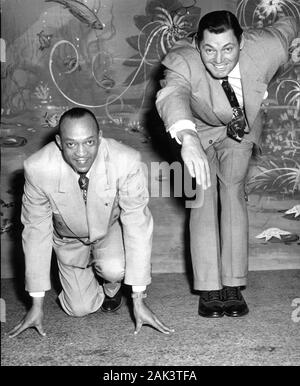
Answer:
[
  {"left": 64, "top": 43, "right": 80, "bottom": 75},
  {"left": 49, "top": 31, "right": 162, "bottom": 109},
  {"left": 105, "top": 94, "right": 124, "bottom": 123}
]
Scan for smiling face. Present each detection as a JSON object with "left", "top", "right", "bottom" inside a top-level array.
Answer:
[
  {"left": 56, "top": 114, "right": 102, "bottom": 174},
  {"left": 199, "top": 29, "right": 244, "bottom": 79}
]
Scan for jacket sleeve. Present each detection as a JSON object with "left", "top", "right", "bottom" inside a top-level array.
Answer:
[
  {"left": 21, "top": 161, "right": 53, "bottom": 292},
  {"left": 156, "top": 50, "right": 195, "bottom": 131},
  {"left": 118, "top": 152, "right": 153, "bottom": 286},
  {"left": 246, "top": 16, "right": 298, "bottom": 82},
  {"left": 267, "top": 16, "right": 298, "bottom": 59}
]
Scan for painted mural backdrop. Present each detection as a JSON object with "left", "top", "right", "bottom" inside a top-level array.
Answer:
[
  {"left": 236, "top": 1, "right": 300, "bottom": 203},
  {"left": 1, "top": 0, "right": 300, "bottom": 242},
  {"left": 1, "top": 0, "right": 201, "bottom": 123}
]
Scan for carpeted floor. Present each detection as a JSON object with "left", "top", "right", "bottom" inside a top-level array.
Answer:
[{"left": 1, "top": 270, "right": 300, "bottom": 366}]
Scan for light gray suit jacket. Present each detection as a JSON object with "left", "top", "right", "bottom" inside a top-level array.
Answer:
[
  {"left": 22, "top": 138, "right": 153, "bottom": 292},
  {"left": 156, "top": 17, "right": 297, "bottom": 149}
]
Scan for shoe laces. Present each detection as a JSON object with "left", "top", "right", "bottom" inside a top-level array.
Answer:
[
  {"left": 202, "top": 290, "right": 222, "bottom": 301},
  {"left": 224, "top": 286, "right": 240, "bottom": 300}
]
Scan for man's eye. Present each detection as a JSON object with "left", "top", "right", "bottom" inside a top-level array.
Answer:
[
  {"left": 66, "top": 143, "right": 75, "bottom": 148},
  {"left": 225, "top": 47, "right": 233, "bottom": 52},
  {"left": 206, "top": 49, "right": 214, "bottom": 54},
  {"left": 86, "top": 140, "right": 95, "bottom": 145}
]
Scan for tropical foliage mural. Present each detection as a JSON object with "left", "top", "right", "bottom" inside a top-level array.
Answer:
[
  {"left": 235, "top": 0, "right": 300, "bottom": 199},
  {"left": 1, "top": 0, "right": 300, "bottom": 242}
]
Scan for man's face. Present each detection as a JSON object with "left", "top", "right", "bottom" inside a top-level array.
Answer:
[
  {"left": 199, "top": 29, "right": 243, "bottom": 79},
  {"left": 56, "top": 114, "right": 101, "bottom": 174}
]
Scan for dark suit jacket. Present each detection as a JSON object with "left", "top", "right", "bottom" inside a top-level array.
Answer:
[
  {"left": 22, "top": 138, "right": 153, "bottom": 292},
  {"left": 156, "top": 17, "right": 297, "bottom": 149}
]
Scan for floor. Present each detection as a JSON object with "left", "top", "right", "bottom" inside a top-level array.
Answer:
[{"left": 1, "top": 270, "right": 300, "bottom": 366}]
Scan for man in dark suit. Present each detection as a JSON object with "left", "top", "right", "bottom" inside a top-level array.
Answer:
[
  {"left": 156, "top": 10, "right": 297, "bottom": 318},
  {"left": 9, "top": 107, "right": 173, "bottom": 337}
]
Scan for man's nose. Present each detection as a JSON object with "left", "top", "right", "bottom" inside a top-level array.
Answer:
[
  {"left": 215, "top": 51, "right": 223, "bottom": 63},
  {"left": 76, "top": 144, "right": 87, "bottom": 156}
]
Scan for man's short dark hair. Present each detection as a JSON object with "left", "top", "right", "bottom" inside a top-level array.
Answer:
[
  {"left": 58, "top": 107, "right": 100, "bottom": 134},
  {"left": 196, "top": 10, "right": 243, "bottom": 44}
]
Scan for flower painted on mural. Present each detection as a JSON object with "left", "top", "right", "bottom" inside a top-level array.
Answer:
[
  {"left": 248, "top": 156, "right": 300, "bottom": 195},
  {"left": 123, "top": 0, "right": 201, "bottom": 86},
  {"left": 276, "top": 80, "right": 300, "bottom": 117},
  {"left": 290, "top": 38, "right": 300, "bottom": 63},
  {"left": 263, "top": 109, "right": 299, "bottom": 157},
  {"left": 255, "top": 0, "right": 284, "bottom": 22},
  {"left": 34, "top": 82, "right": 51, "bottom": 101},
  {"left": 237, "top": 0, "right": 300, "bottom": 27}
]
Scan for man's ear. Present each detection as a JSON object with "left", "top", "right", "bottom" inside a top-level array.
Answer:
[
  {"left": 55, "top": 134, "right": 62, "bottom": 150},
  {"left": 240, "top": 34, "right": 245, "bottom": 50}
]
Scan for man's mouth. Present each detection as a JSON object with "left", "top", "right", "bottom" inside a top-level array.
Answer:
[
  {"left": 213, "top": 64, "right": 227, "bottom": 70},
  {"left": 75, "top": 159, "right": 89, "bottom": 165}
]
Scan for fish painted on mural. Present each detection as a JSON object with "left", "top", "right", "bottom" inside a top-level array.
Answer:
[
  {"left": 45, "top": 0, "right": 104, "bottom": 29},
  {"left": 63, "top": 55, "right": 82, "bottom": 73},
  {"left": 97, "top": 75, "right": 115, "bottom": 89},
  {"left": 43, "top": 112, "right": 60, "bottom": 128},
  {"left": 37, "top": 30, "right": 53, "bottom": 50}
]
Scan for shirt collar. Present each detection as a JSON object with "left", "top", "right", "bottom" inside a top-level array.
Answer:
[{"left": 228, "top": 62, "right": 241, "bottom": 80}]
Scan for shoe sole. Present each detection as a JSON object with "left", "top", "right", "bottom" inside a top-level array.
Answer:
[
  {"left": 101, "top": 298, "right": 123, "bottom": 313},
  {"left": 224, "top": 309, "right": 249, "bottom": 317},
  {"left": 198, "top": 311, "right": 225, "bottom": 318}
]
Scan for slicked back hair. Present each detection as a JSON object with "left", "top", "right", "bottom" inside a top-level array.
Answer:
[{"left": 196, "top": 10, "right": 243, "bottom": 44}]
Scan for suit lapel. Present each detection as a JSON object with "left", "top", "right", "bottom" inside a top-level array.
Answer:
[
  {"left": 51, "top": 139, "right": 117, "bottom": 242},
  {"left": 208, "top": 75, "right": 233, "bottom": 125},
  {"left": 52, "top": 156, "right": 89, "bottom": 236},
  {"left": 86, "top": 139, "right": 116, "bottom": 242},
  {"left": 240, "top": 50, "right": 267, "bottom": 127}
]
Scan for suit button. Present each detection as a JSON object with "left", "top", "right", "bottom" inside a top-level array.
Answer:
[{"left": 209, "top": 140, "right": 213, "bottom": 144}]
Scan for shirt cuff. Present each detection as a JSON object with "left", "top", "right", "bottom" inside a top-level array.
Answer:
[
  {"left": 169, "top": 120, "right": 197, "bottom": 144},
  {"left": 132, "top": 286, "right": 147, "bottom": 292},
  {"left": 29, "top": 292, "right": 45, "bottom": 297}
]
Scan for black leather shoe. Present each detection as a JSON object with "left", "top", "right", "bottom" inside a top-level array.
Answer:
[
  {"left": 198, "top": 290, "right": 224, "bottom": 318},
  {"left": 223, "top": 286, "right": 249, "bottom": 317},
  {"left": 101, "top": 288, "right": 123, "bottom": 312}
]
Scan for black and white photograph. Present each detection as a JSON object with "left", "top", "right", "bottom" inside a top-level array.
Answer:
[{"left": 1, "top": 0, "right": 300, "bottom": 371}]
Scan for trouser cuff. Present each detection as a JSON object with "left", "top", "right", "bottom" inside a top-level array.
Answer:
[
  {"left": 222, "top": 277, "right": 247, "bottom": 287},
  {"left": 194, "top": 280, "right": 222, "bottom": 291}
]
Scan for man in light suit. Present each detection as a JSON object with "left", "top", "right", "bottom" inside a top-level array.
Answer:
[
  {"left": 9, "top": 107, "right": 173, "bottom": 337},
  {"left": 156, "top": 11, "right": 297, "bottom": 318}
]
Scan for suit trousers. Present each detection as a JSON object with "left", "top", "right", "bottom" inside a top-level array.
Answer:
[
  {"left": 57, "top": 221, "right": 125, "bottom": 317},
  {"left": 190, "top": 136, "right": 253, "bottom": 291}
]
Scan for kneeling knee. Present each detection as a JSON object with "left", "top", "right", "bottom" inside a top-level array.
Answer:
[{"left": 95, "top": 263, "right": 124, "bottom": 283}]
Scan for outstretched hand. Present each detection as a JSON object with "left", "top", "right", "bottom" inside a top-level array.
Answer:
[
  {"left": 180, "top": 132, "right": 211, "bottom": 189},
  {"left": 133, "top": 298, "right": 174, "bottom": 335},
  {"left": 8, "top": 301, "right": 46, "bottom": 338}
]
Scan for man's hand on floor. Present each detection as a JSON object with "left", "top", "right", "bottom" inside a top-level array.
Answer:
[
  {"left": 133, "top": 298, "right": 175, "bottom": 335},
  {"left": 8, "top": 298, "right": 46, "bottom": 338}
]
